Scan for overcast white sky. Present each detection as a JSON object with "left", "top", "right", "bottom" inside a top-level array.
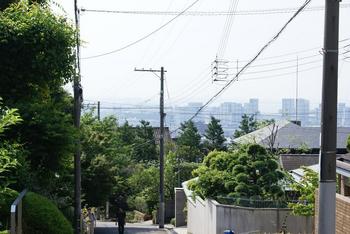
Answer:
[{"left": 56, "top": 0, "right": 350, "bottom": 112}]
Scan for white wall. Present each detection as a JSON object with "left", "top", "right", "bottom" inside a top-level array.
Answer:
[{"left": 183, "top": 182, "right": 313, "bottom": 234}]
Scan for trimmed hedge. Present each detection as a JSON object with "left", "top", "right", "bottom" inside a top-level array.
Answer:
[{"left": 23, "top": 192, "right": 73, "bottom": 234}]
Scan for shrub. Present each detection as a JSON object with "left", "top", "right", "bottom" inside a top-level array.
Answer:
[{"left": 23, "top": 192, "right": 73, "bottom": 234}]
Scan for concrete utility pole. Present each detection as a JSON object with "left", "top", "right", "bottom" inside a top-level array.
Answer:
[
  {"left": 97, "top": 101, "right": 101, "bottom": 121},
  {"left": 318, "top": 0, "right": 339, "bottom": 233},
  {"left": 74, "top": 0, "right": 82, "bottom": 233},
  {"left": 134, "top": 67, "right": 166, "bottom": 229}
]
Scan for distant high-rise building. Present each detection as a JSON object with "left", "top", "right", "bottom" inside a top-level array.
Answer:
[
  {"left": 281, "top": 98, "right": 309, "bottom": 126},
  {"left": 338, "top": 103, "right": 346, "bottom": 126},
  {"left": 281, "top": 98, "right": 295, "bottom": 118},
  {"left": 343, "top": 107, "right": 350, "bottom": 127},
  {"left": 219, "top": 102, "right": 243, "bottom": 128},
  {"left": 244, "top": 98, "right": 259, "bottom": 115}
]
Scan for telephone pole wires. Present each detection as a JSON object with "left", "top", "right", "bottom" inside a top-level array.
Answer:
[
  {"left": 318, "top": 0, "right": 339, "bottom": 233},
  {"left": 134, "top": 67, "right": 166, "bottom": 229},
  {"left": 74, "top": 0, "right": 82, "bottom": 233}
]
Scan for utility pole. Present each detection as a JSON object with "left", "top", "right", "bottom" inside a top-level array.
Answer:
[
  {"left": 74, "top": 1, "right": 82, "bottom": 233},
  {"left": 295, "top": 56, "right": 298, "bottom": 122},
  {"left": 318, "top": 0, "right": 339, "bottom": 233},
  {"left": 97, "top": 101, "right": 101, "bottom": 121},
  {"left": 134, "top": 67, "right": 166, "bottom": 229}
]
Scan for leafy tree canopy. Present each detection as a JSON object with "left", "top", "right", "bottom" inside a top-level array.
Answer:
[
  {"left": 81, "top": 113, "right": 132, "bottom": 207},
  {"left": 0, "top": 1, "right": 77, "bottom": 193},
  {"left": 288, "top": 167, "right": 318, "bottom": 216},
  {"left": 190, "top": 144, "right": 286, "bottom": 200}
]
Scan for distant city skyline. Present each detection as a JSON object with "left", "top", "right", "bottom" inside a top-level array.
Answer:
[{"left": 85, "top": 97, "right": 350, "bottom": 136}]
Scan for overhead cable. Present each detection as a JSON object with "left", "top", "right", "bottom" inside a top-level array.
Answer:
[
  {"left": 80, "top": 3, "right": 350, "bottom": 16},
  {"left": 180, "top": 0, "right": 313, "bottom": 126},
  {"left": 81, "top": 0, "right": 201, "bottom": 60}
]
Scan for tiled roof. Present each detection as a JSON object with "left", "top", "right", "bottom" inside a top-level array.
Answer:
[
  {"left": 233, "top": 120, "right": 350, "bottom": 149},
  {"left": 279, "top": 154, "right": 319, "bottom": 171}
]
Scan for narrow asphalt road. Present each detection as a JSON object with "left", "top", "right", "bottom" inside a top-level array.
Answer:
[{"left": 94, "top": 221, "right": 169, "bottom": 234}]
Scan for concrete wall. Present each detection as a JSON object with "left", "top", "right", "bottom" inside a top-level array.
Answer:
[
  {"left": 187, "top": 197, "right": 312, "bottom": 234},
  {"left": 315, "top": 192, "right": 350, "bottom": 234},
  {"left": 175, "top": 188, "right": 186, "bottom": 227}
]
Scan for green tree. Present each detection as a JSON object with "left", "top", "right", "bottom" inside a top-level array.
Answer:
[
  {"left": 80, "top": 113, "right": 131, "bottom": 207},
  {"left": 190, "top": 144, "right": 286, "bottom": 199},
  {"left": 177, "top": 120, "right": 203, "bottom": 162},
  {"left": 132, "top": 120, "right": 157, "bottom": 162},
  {"left": 204, "top": 116, "right": 226, "bottom": 151},
  {"left": 0, "top": 102, "right": 26, "bottom": 230},
  {"left": 347, "top": 135, "right": 350, "bottom": 152},
  {"left": 127, "top": 163, "right": 159, "bottom": 214},
  {"left": 0, "top": 1, "right": 77, "bottom": 194},
  {"left": 233, "top": 114, "right": 258, "bottom": 138},
  {"left": 288, "top": 167, "right": 318, "bottom": 216}
]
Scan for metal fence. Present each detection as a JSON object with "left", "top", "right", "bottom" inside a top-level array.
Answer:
[
  {"left": 10, "top": 189, "right": 27, "bottom": 234},
  {"left": 216, "top": 196, "right": 308, "bottom": 209}
]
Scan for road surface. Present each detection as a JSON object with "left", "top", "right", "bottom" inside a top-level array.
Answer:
[{"left": 94, "top": 221, "right": 168, "bottom": 234}]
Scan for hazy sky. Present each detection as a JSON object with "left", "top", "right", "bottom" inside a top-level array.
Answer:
[{"left": 56, "top": 0, "right": 350, "bottom": 112}]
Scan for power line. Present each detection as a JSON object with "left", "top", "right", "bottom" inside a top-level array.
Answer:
[
  {"left": 80, "top": 3, "right": 350, "bottom": 16},
  {"left": 217, "top": 0, "right": 239, "bottom": 59},
  {"left": 81, "top": 0, "right": 201, "bottom": 60},
  {"left": 229, "top": 37, "right": 350, "bottom": 62},
  {"left": 230, "top": 59, "right": 322, "bottom": 75},
  {"left": 181, "top": 0, "right": 313, "bottom": 124}
]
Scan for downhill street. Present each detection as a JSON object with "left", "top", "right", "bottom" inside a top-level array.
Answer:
[{"left": 94, "top": 221, "right": 168, "bottom": 234}]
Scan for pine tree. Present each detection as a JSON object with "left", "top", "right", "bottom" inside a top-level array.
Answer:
[
  {"left": 233, "top": 114, "right": 258, "bottom": 138},
  {"left": 204, "top": 116, "right": 226, "bottom": 151}
]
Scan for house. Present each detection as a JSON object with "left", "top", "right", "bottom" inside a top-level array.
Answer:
[
  {"left": 233, "top": 120, "right": 350, "bottom": 153},
  {"left": 152, "top": 127, "right": 172, "bottom": 145}
]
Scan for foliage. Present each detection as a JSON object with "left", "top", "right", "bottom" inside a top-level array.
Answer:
[
  {"left": 81, "top": 113, "right": 131, "bottom": 207},
  {"left": 132, "top": 120, "right": 157, "bottom": 162},
  {"left": 0, "top": 106, "right": 21, "bottom": 191},
  {"left": 0, "top": 1, "right": 77, "bottom": 196},
  {"left": 347, "top": 135, "right": 350, "bottom": 152},
  {"left": 23, "top": 192, "right": 73, "bottom": 234},
  {"left": 256, "top": 119, "right": 275, "bottom": 129},
  {"left": 127, "top": 164, "right": 159, "bottom": 214},
  {"left": 203, "top": 116, "right": 226, "bottom": 151},
  {"left": 233, "top": 114, "right": 258, "bottom": 138},
  {"left": 288, "top": 167, "right": 318, "bottom": 216},
  {"left": 177, "top": 120, "right": 203, "bottom": 162},
  {"left": 190, "top": 144, "right": 286, "bottom": 199},
  {"left": 177, "top": 120, "right": 201, "bottom": 148}
]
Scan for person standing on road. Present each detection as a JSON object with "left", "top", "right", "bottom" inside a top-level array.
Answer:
[{"left": 116, "top": 207, "right": 126, "bottom": 234}]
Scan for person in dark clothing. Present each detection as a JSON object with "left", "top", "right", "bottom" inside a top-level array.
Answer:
[{"left": 116, "top": 208, "right": 126, "bottom": 234}]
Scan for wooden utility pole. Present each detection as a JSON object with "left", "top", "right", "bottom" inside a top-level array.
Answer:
[
  {"left": 74, "top": 0, "right": 82, "bottom": 233},
  {"left": 134, "top": 67, "right": 166, "bottom": 228},
  {"left": 318, "top": 0, "right": 339, "bottom": 233}
]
